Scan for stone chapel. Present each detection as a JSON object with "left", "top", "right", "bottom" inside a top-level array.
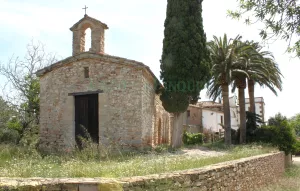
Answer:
[{"left": 36, "top": 14, "right": 172, "bottom": 151}]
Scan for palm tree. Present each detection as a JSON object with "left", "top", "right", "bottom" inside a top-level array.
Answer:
[
  {"left": 246, "top": 42, "right": 283, "bottom": 115},
  {"left": 230, "top": 41, "right": 253, "bottom": 144},
  {"left": 231, "top": 41, "right": 283, "bottom": 143},
  {"left": 207, "top": 34, "right": 247, "bottom": 145}
]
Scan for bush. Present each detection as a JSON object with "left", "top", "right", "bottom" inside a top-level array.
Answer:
[
  {"left": 250, "top": 114, "right": 297, "bottom": 155},
  {"left": 231, "top": 128, "right": 239, "bottom": 144},
  {"left": 251, "top": 125, "right": 274, "bottom": 143},
  {"left": 183, "top": 131, "right": 204, "bottom": 145},
  {"left": 0, "top": 128, "right": 20, "bottom": 144},
  {"left": 270, "top": 121, "right": 296, "bottom": 155},
  {"left": 293, "top": 140, "right": 300, "bottom": 156}
]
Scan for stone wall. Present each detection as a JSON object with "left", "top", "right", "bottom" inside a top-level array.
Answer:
[
  {"left": 186, "top": 105, "right": 202, "bottom": 127},
  {"left": 70, "top": 15, "right": 108, "bottom": 55},
  {"left": 0, "top": 152, "right": 285, "bottom": 191},
  {"left": 119, "top": 152, "right": 285, "bottom": 191},
  {"left": 141, "top": 69, "right": 171, "bottom": 147},
  {"left": 38, "top": 53, "right": 170, "bottom": 151}
]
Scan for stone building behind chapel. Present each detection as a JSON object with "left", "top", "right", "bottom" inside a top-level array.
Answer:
[{"left": 36, "top": 14, "right": 172, "bottom": 151}]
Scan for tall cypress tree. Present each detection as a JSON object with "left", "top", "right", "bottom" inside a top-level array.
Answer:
[{"left": 160, "top": 0, "right": 211, "bottom": 147}]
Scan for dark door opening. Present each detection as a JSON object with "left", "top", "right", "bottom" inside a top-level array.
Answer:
[{"left": 75, "top": 94, "right": 99, "bottom": 147}]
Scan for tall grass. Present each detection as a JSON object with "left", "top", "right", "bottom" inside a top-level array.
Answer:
[
  {"left": 259, "top": 164, "right": 300, "bottom": 191},
  {"left": 0, "top": 143, "right": 276, "bottom": 178}
]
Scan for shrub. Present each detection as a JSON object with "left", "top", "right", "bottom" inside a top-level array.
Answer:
[
  {"left": 293, "top": 140, "right": 300, "bottom": 156},
  {"left": 270, "top": 121, "right": 296, "bottom": 155},
  {"left": 251, "top": 125, "right": 274, "bottom": 143},
  {"left": 231, "top": 128, "right": 239, "bottom": 144},
  {"left": 202, "top": 129, "right": 220, "bottom": 143},
  {"left": 0, "top": 128, "right": 20, "bottom": 144},
  {"left": 6, "top": 117, "right": 22, "bottom": 132},
  {"left": 250, "top": 113, "right": 297, "bottom": 155},
  {"left": 183, "top": 131, "right": 203, "bottom": 145}
]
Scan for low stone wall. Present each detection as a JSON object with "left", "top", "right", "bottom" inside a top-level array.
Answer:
[{"left": 0, "top": 152, "right": 285, "bottom": 191}]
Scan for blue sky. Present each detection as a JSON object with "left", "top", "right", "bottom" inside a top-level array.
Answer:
[{"left": 0, "top": 0, "right": 299, "bottom": 120}]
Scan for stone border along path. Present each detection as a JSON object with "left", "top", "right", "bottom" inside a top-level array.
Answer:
[{"left": 0, "top": 152, "right": 284, "bottom": 191}]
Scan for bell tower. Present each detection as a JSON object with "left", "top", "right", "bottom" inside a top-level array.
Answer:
[{"left": 70, "top": 14, "right": 109, "bottom": 55}]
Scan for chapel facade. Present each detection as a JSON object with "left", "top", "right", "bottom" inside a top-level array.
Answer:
[{"left": 36, "top": 14, "right": 172, "bottom": 151}]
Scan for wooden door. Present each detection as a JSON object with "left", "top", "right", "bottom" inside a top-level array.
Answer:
[{"left": 75, "top": 94, "right": 99, "bottom": 147}]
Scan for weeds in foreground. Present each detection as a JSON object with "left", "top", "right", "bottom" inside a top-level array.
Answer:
[{"left": 0, "top": 143, "right": 276, "bottom": 178}]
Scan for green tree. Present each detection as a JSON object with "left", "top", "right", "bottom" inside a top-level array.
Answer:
[
  {"left": 268, "top": 113, "right": 287, "bottom": 126},
  {"left": 207, "top": 34, "right": 246, "bottom": 145},
  {"left": 228, "top": 0, "right": 300, "bottom": 56},
  {"left": 0, "top": 96, "right": 21, "bottom": 144},
  {"left": 0, "top": 40, "right": 56, "bottom": 145},
  {"left": 270, "top": 113, "right": 296, "bottom": 155},
  {"left": 0, "top": 96, "right": 13, "bottom": 129},
  {"left": 231, "top": 40, "right": 282, "bottom": 143},
  {"left": 230, "top": 40, "right": 253, "bottom": 144},
  {"left": 160, "top": 0, "right": 211, "bottom": 148},
  {"left": 245, "top": 42, "right": 283, "bottom": 115},
  {"left": 290, "top": 113, "right": 300, "bottom": 136}
]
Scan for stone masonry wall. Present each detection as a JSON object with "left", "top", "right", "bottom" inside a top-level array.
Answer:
[
  {"left": 39, "top": 53, "right": 148, "bottom": 151},
  {"left": 0, "top": 152, "right": 285, "bottom": 191},
  {"left": 119, "top": 152, "right": 285, "bottom": 191},
  {"left": 141, "top": 70, "right": 171, "bottom": 147}
]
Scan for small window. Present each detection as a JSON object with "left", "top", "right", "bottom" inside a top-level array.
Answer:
[
  {"left": 84, "top": 67, "right": 89, "bottom": 78},
  {"left": 187, "top": 110, "right": 190, "bottom": 117}
]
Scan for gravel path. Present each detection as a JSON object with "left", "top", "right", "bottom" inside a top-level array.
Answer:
[{"left": 293, "top": 156, "right": 300, "bottom": 165}]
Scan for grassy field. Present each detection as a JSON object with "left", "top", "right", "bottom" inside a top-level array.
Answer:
[
  {"left": 259, "top": 162, "right": 300, "bottom": 191},
  {"left": 0, "top": 143, "right": 276, "bottom": 178}
]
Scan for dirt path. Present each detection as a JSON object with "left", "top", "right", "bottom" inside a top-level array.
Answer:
[
  {"left": 174, "top": 146, "right": 226, "bottom": 158},
  {"left": 293, "top": 156, "right": 300, "bottom": 165}
]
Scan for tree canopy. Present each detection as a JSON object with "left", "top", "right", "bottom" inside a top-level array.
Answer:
[
  {"left": 228, "top": 0, "right": 300, "bottom": 56},
  {"left": 160, "top": 0, "right": 211, "bottom": 113},
  {"left": 290, "top": 113, "right": 300, "bottom": 136}
]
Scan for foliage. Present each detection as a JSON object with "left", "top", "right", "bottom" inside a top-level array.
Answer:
[
  {"left": 231, "top": 128, "right": 239, "bottom": 144},
  {"left": 0, "top": 129, "right": 20, "bottom": 144},
  {"left": 292, "top": 140, "right": 300, "bottom": 155},
  {"left": 160, "top": 0, "right": 211, "bottom": 113},
  {"left": 250, "top": 125, "right": 274, "bottom": 143},
  {"left": 250, "top": 113, "right": 297, "bottom": 155},
  {"left": 206, "top": 34, "right": 246, "bottom": 101},
  {"left": 0, "top": 143, "right": 275, "bottom": 178},
  {"left": 0, "top": 97, "right": 21, "bottom": 144},
  {"left": 182, "top": 131, "right": 204, "bottom": 145},
  {"left": 289, "top": 113, "right": 300, "bottom": 136},
  {"left": 20, "top": 76, "right": 40, "bottom": 124},
  {"left": 244, "top": 41, "right": 283, "bottom": 95},
  {"left": 6, "top": 117, "right": 22, "bottom": 133},
  {"left": 270, "top": 121, "right": 296, "bottom": 155},
  {"left": 0, "top": 40, "right": 56, "bottom": 146},
  {"left": 268, "top": 112, "right": 287, "bottom": 126},
  {"left": 0, "top": 96, "right": 17, "bottom": 129},
  {"left": 245, "top": 111, "right": 265, "bottom": 142},
  {"left": 228, "top": 0, "right": 300, "bottom": 57},
  {"left": 154, "top": 144, "right": 171, "bottom": 153},
  {"left": 201, "top": 129, "right": 223, "bottom": 143},
  {"left": 206, "top": 34, "right": 245, "bottom": 145}
]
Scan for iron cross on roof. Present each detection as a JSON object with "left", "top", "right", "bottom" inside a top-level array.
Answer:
[{"left": 82, "top": 5, "right": 88, "bottom": 15}]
